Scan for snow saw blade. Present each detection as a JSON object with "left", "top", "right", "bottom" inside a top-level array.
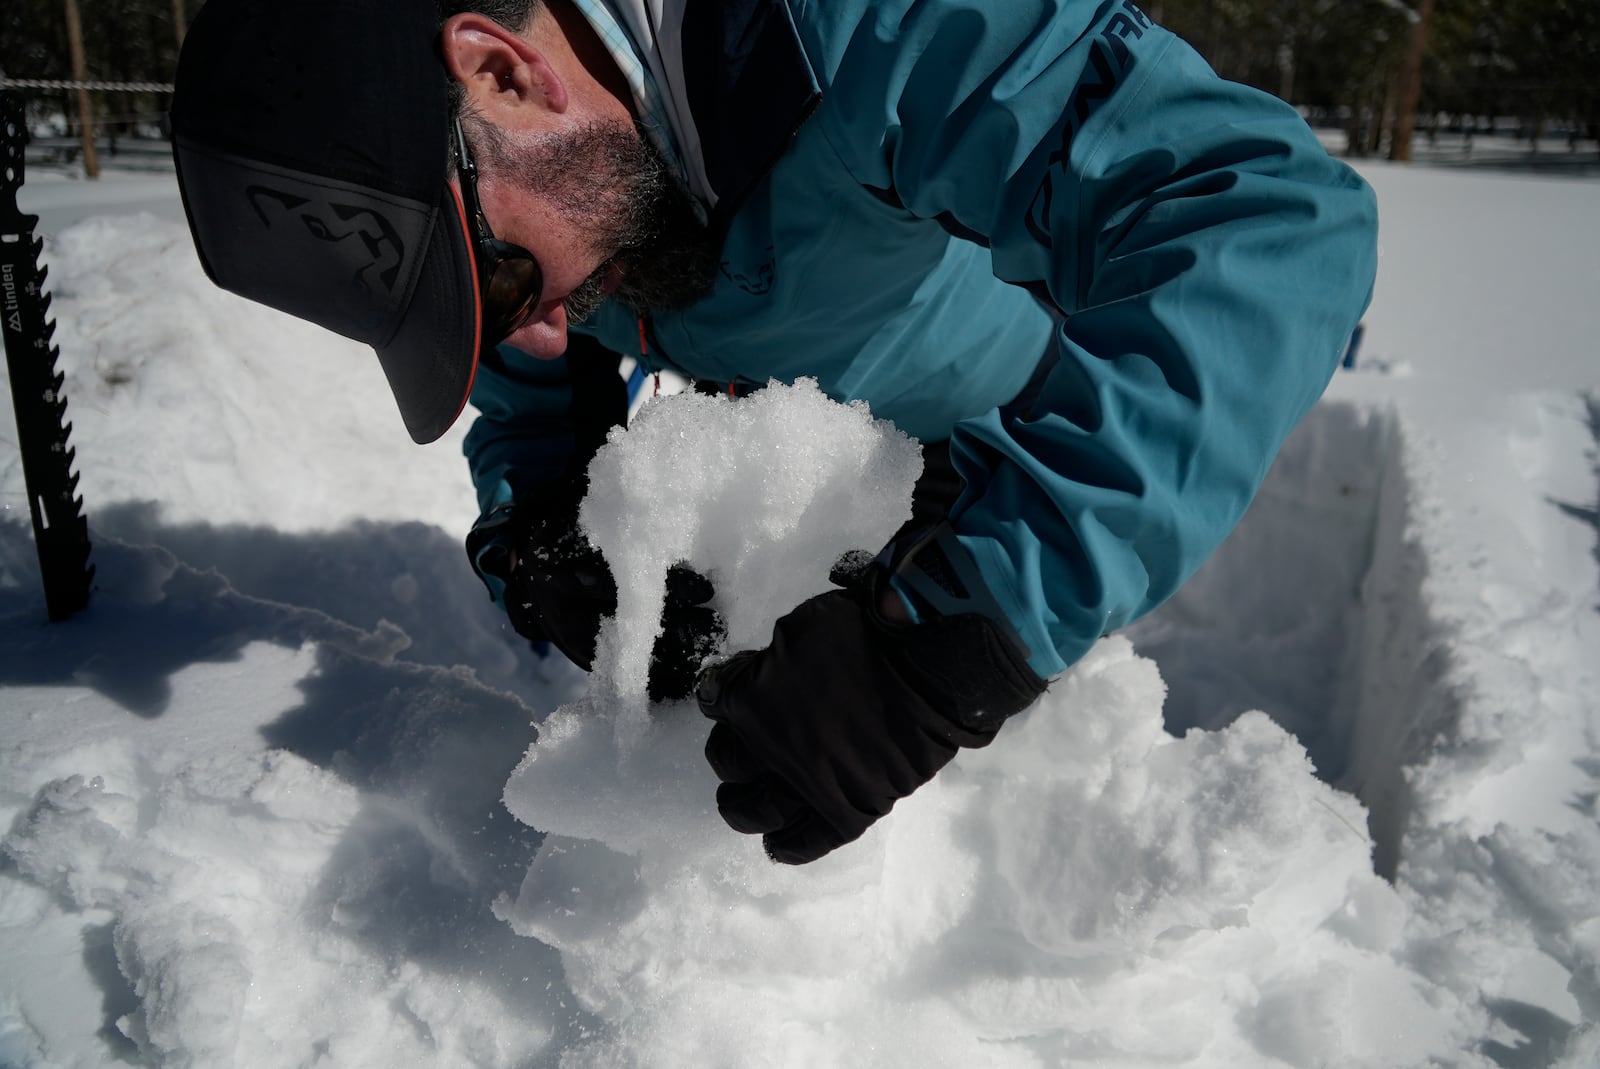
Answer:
[{"left": 2, "top": 91, "right": 94, "bottom": 621}]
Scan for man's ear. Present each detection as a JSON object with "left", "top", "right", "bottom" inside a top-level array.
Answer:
[{"left": 439, "top": 12, "right": 568, "bottom": 124}]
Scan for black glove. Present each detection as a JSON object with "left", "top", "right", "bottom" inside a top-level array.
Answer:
[
  {"left": 489, "top": 491, "right": 724, "bottom": 702},
  {"left": 696, "top": 549, "right": 1045, "bottom": 864}
]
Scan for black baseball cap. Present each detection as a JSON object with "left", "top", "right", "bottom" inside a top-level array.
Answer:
[{"left": 170, "top": 0, "right": 479, "bottom": 444}]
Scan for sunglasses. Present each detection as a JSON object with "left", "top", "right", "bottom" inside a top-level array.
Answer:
[{"left": 452, "top": 118, "right": 544, "bottom": 349}]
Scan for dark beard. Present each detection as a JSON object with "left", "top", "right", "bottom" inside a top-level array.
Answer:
[
  {"left": 562, "top": 175, "right": 717, "bottom": 324},
  {"left": 600, "top": 158, "right": 719, "bottom": 318},
  {"left": 477, "top": 118, "right": 717, "bottom": 325}
]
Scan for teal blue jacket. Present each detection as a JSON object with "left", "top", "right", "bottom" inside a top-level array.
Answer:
[{"left": 466, "top": 0, "right": 1378, "bottom": 678}]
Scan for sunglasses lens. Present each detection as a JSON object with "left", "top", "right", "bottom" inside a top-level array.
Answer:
[{"left": 484, "top": 254, "right": 542, "bottom": 339}]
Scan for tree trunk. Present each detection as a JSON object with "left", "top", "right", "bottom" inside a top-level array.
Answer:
[
  {"left": 1390, "top": 0, "right": 1436, "bottom": 162},
  {"left": 1372, "top": 73, "right": 1396, "bottom": 156},
  {"left": 1344, "top": 105, "right": 1363, "bottom": 157},
  {"left": 62, "top": 0, "right": 98, "bottom": 179}
]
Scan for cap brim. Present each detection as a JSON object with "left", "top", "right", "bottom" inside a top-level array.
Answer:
[{"left": 374, "top": 183, "right": 482, "bottom": 444}]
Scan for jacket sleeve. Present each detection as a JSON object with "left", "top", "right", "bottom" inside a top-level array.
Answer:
[
  {"left": 462, "top": 334, "right": 628, "bottom": 605},
  {"left": 810, "top": 0, "right": 1379, "bottom": 677}
]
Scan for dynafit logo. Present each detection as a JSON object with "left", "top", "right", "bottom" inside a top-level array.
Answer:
[
  {"left": 721, "top": 248, "right": 776, "bottom": 296},
  {"left": 245, "top": 185, "right": 405, "bottom": 300}
]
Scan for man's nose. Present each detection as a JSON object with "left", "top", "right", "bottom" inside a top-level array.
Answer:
[{"left": 501, "top": 306, "right": 570, "bottom": 361}]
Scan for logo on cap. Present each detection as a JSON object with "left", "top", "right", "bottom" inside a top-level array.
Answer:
[{"left": 246, "top": 185, "right": 406, "bottom": 311}]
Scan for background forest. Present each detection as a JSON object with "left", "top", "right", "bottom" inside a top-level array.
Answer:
[
  {"left": 2, "top": 0, "right": 1597, "bottom": 164},
  {"left": 1155, "top": 0, "right": 1599, "bottom": 157}
]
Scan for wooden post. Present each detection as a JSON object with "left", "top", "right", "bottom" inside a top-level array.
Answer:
[
  {"left": 1389, "top": 0, "right": 1436, "bottom": 162},
  {"left": 62, "top": 0, "right": 99, "bottom": 179}
]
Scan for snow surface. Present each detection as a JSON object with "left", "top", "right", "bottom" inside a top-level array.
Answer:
[{"left": 2, "top": 160, "right": 1598, "bottom": 1068}]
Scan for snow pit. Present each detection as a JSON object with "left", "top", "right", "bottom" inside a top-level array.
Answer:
[{"left": 1130, "top": 400, "right": 1452, "bottom": 876}]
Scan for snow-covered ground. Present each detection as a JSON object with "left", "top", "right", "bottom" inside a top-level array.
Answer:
[{"left": 1, "top": 155, "right": 1597, "bottom": 1068}]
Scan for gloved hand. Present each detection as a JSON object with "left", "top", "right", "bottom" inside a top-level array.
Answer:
[
  {"left": 696, "top": 555, "right": 1045, "bottom": 864},
  {"left": 492, "top": 491, "right": 724, "bottom": 702}
]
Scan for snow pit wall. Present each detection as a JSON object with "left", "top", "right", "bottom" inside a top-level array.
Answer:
[{"left": 1129, "top": 400, "right": 1450, "bottom": 877}]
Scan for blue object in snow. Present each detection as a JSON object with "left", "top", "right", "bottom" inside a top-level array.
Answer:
[{"left": 1342, "top": 323, "right": 1366, "bottom": 369}]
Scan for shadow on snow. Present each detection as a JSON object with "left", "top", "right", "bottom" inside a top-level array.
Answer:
[
  {"left": 0, "top": 503, "right": 603, "bottom": 1062},
  {"left": 0, "top": 501, "right": 555, "bottom": 716}
]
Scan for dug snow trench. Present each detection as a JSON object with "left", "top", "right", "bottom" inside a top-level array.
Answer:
[{"left": 1131, "top": 400, "right": 1447, "bottom": 878}]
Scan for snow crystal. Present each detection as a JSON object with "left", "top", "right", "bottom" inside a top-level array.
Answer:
[{"left": 578, "top": 377, "right": 922, "bottom": 707}]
